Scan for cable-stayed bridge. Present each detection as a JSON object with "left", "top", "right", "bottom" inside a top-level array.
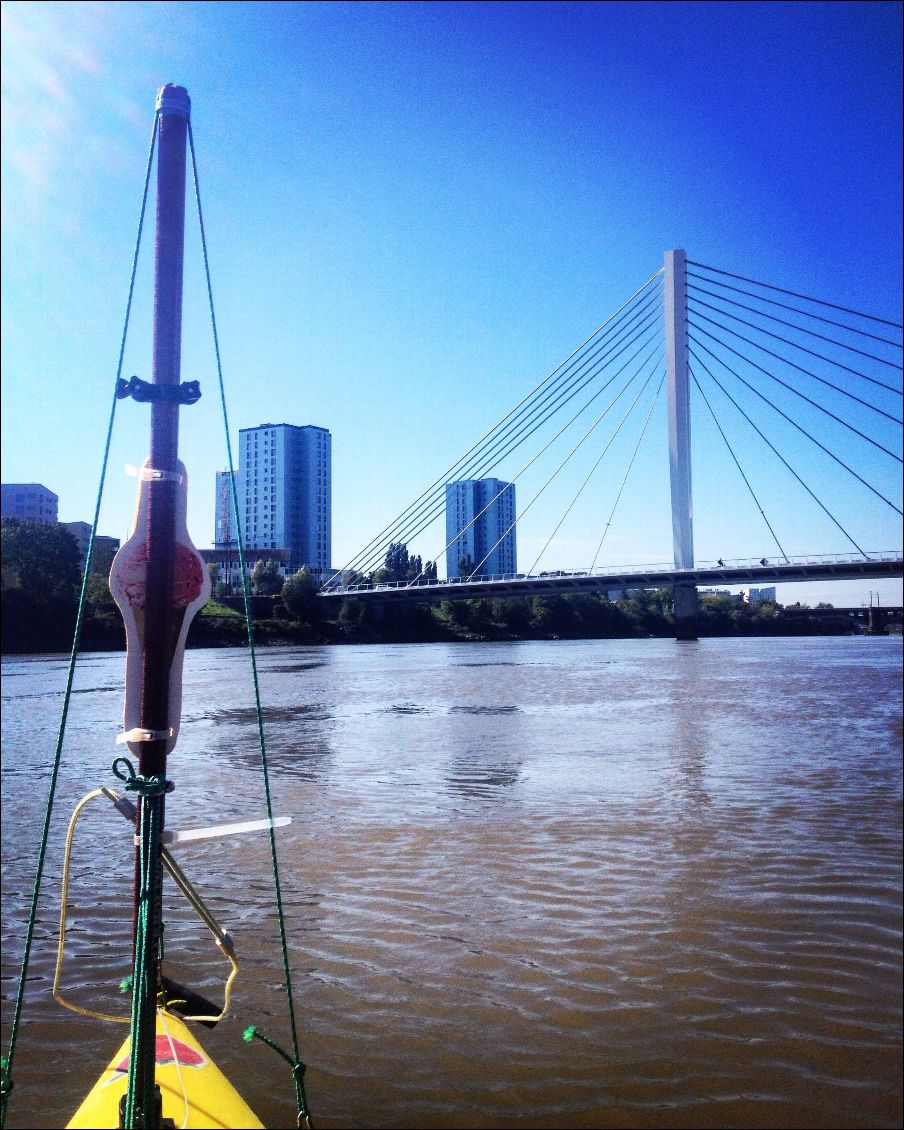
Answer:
[
  {"left": 319, "top": 552, "right": 903, "bottom": 607},
  {"left": 320, "top": 251, "right": 903, "bottom": 634}
]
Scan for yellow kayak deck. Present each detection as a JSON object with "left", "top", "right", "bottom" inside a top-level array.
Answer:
[{"left": 67, "top": 1011, "right": 263, "bottom": 1129}]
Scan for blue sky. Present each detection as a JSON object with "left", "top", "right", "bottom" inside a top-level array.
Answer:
[{"left": 2, "top": 0, "right": 901, "bottom": 605}]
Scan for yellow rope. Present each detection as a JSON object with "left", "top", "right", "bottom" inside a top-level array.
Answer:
[
  {"left": 53, "top": 790, "right": 130, "bottom": 1023},
  {"left": 54, "top": 787, "right": 241, "bottom": 1026}
]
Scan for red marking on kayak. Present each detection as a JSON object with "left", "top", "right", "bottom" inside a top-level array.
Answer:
[{"left": 111, "top": 1035, "right": 206, "bottom": 1075}]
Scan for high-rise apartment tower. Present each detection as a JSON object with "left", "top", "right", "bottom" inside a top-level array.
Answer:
[
  {"left": 216, "top": 423, "right": 331, "bottom": 574},
  {"left": 445, "top": 478, "right": 516, "bottom": 578}
]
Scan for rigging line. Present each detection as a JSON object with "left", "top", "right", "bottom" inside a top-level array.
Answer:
[
  {"left": 395, "top": 320, "right": 664, "bottom": 583},
  {"left": 689, "top": 295, "right": 902, "bottom": 391},
  {"left": 336, "top": 287, "right": 664, "bottom": 581},
  {"left": 528, "top": 352, "right": 663, "bottom": 577},
  {"left": 689, "top": 342, "right": 903, "bottom": 512},
  {"left": 589, "top": 375, "right": 665, "bottom": 573},
  {"left": 321, "top": 266, "right": 664, "bottom": 587},
  {"left": 410, "top": 336, "right": 664, "bottom": 585},
  {"left": 0, "top": 114, "right": 158, "bottom": 1130},
  {"left": 688, "top": 366, "right": 790, "bottom": 562},
  {"left": 687, "top": 318, "right": 899, "bottom": 449},
  {"left": 688, "top": 259, "right": 904, "bottom": 330},
  {"left": 686, "top": 282, "right": 903, "bottom": 370},
  {"left": 346, "top": 297, "right": 665, "bottom": 579},
  {"left": 352, "top": 308, "right": 665, "bottom": 581},
  {"left": 188, "top": 123, "right": 306, "bottom": 1078},
  {"left": 686, "top": 271, "right": 904, "bottom": 350},
  {"left": 689, "top": 310, "right": 904, "bottom": 422}
]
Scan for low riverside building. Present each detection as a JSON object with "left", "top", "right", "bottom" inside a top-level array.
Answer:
[
  {"left": 1, "top": 483, "right": 58, "bottom": 524},
  {"left": 744, "top": 586, "right": 777, "bottom": 603},
  {"left": 59, "top": 521, "right": 120, "bottom": 575}
]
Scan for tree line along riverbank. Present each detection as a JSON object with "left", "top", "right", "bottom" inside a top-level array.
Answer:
[{"left": 1, "top": 518, "right": 891, "bottom": 655}]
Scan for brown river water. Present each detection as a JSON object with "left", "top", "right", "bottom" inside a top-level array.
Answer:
[{"left": 1, "top": 637, "right": 901, "bottom": 1129}]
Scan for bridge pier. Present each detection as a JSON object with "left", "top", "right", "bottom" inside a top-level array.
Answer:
[
  {"left": 866, "top": 607, "right": 888, "bottom": 636},
  {"left": 673, "top": 582, "right": 699, "bottom": 641}
]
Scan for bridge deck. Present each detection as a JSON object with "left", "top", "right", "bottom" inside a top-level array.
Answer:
[{"left": 320, "top": 553, "right": 904, "bottom": 604}]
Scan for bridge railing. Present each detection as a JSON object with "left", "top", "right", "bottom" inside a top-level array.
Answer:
[{"left": 322, "top": 550, "right": 904, "bottom": 595}]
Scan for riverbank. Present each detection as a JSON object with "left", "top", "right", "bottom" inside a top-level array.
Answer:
[{"left": 1, "top": 590, "right": 883, "bottom": 654}]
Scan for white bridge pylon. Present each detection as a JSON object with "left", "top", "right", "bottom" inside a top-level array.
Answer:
[{"left": 664, "top": 248, "right": 699, "bottom": 637}]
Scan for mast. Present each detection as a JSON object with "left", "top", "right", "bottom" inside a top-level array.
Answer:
[
  {"left": 141, "top": 83, "right": 190, "bottom": 776},
  {"left": 109, "top": 83, "right": 204, "bottom": 1130}
]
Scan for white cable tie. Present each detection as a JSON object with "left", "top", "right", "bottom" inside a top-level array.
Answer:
[
  {"left": 142, "top": 467, "right": 183, "bottom": 483},
  {"left": 116, "top": 727, "right": 174, "bottom": 744},
  {"left": 125, "top": 464, "right": 183, "bottom": 483}
]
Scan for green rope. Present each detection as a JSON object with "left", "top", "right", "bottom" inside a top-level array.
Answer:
[
  {"left": 0, "top": 116, "right": 158, "bottom": 1130},
  {"left": 115, "top": 761, "right": 171, "bottom": 1129},
  {"left": 243, "top": 1028, "right": 312, "bottom": 1129},
  {"left": 188, "top": 123, "right": 312, "bottom": 1128}
]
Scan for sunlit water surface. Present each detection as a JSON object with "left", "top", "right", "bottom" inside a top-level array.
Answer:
[{"left": 2, "top": 637, "right": 902, "bottom": 1129}]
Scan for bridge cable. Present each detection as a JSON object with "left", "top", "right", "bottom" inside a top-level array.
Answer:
[
  {"left": 688, "top": 323, "right": 903, "bottom": 460},
  {"left": 411, "top": 337, "right": 663, "bottom": 584},
  {"left": 348, "top": 308, "right": 664, "bottom": 582},
  {"left": 322, "top": 269, "right": 663, "bottom": 588},
  {"left": 347, "top": 302, "right": 663, "bottom": 582},
  {"left": 527, "top": 355, "right": 664, "bottom": 576},
  {"left": 689, "top": 310, "right": 903, "bottom": 423},
  {"left": 688, "top": 260, "right": 904, "bottom": 330},
  {"left": 589, "top": 375, "right": 665, "bottom": 573},
  {"left": 689, "top": 343, "right": 902, "bottom": 515},
  {"left": 690, "top": 355, "right": 871, "bottom": 556},
  {"left": 468, "top": 356, "right": 658, "bottom": 581},
  {"left": 688, "top": 366, "right": 790, "bottom": 562},
  {"left": 686, "top": 283, "right": 903, "bottom": 370},
  {"left": 686, "top": 272, "right": 904, "bottom": 350},
  {"left": 334, "top": 289, "right": 663, "bottom": 582},
  {"left": 455, "top": 343, "right": 663, "bottom": 581},
  {"left": 689, "top": 296, "right": 901, "bottom": 392},
  {"left": 380, "top": 315, "right": 664, "bottom": 569}
]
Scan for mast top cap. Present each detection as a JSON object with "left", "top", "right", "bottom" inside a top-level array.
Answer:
[{"left": 156, "top": 84, "right": 191, "bottom": 118}]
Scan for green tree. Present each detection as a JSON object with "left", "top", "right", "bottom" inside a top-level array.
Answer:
[
  {"left": 85, "top": 572, "right": 117, "bottom": 612},
  {"left": 250, "top": 559, "right": 284, "bottom": 595},
  {"left": 496, "top": 597, "right": 531, "bottom": 633},
  {"left": 458, "top": 554, "right": 475, "bottom": 578},
  {"left": 281, "top": 567, "right": 320, "bottom": 621},
  {"left": 384, "top": 542, "right": 410, "bottom": 582},
  {"left": 1, "top": 519, "right": 81, "bottom": 602}
]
